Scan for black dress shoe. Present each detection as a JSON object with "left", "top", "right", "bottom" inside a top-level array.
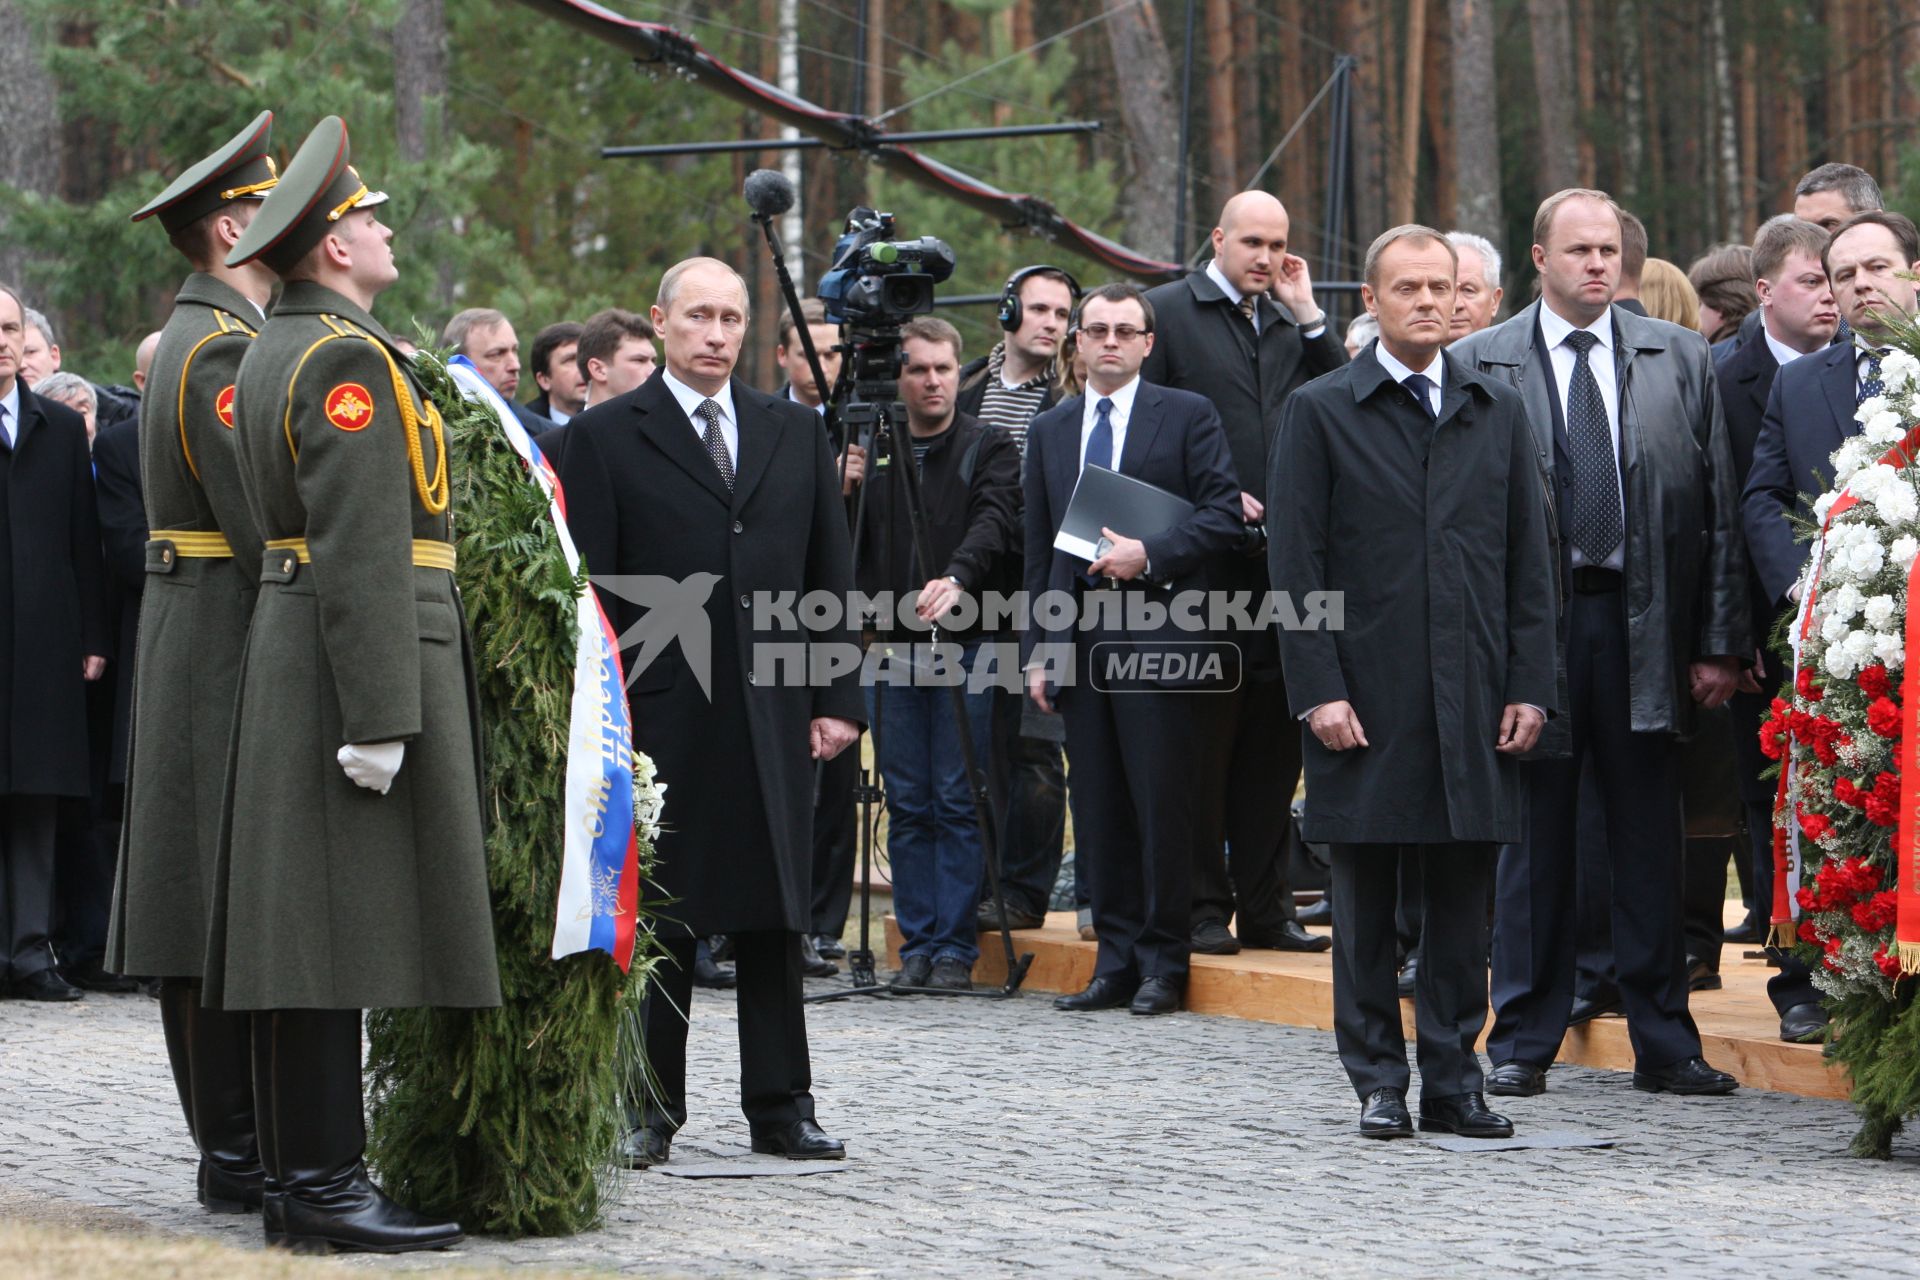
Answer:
[
  {"left": 1724, "top": 914, "right": 1766, "bottom": 944},
  {"left": 275, "top": 1167, "right": 462, "bottom": 1254},
  {"left": 1779, "top": 1001, "right": 1830, "bottom": 1043},
  {"left": 1190, "top": 920, "right": 1240, "bottom": 955},
  {"left": 928, "top": 957, "right": 973, "bottom": 991},
  {"left": 1567, "top": 988, "right": 1620, "bottom": 1024},
  {"left": 1240, "top": 920, "right": 1332, "bottom": 953},
  {"left": 12, "top": 969, "right": 82, "bottom": 1002},
  {"left": 798, "top": 933, "right": 839, "bottom": 978},
  {"left": 63, "top": 960, "right": 139, "bottom": 994},
  {"left": 1632, "top": 1056, "right": 1738, "bottom": 1095},
  {"left": 1129, "top": 976, "right": 1182, "bottom": 1015},
  {"left": 1297, "top": 896, "right": 1333, "bottom": 927},
  {"left": 1485, "top": 1059, "right": 1547, "bottom": 1097},
  {"left": 619, "top": 1126, "right": 672, "bottom": 1169},
  {"left": 750, "top": 1119, "right": 845, "bottom": 1160},
  {"left": 1685, "top": 955, "right": 1723, "bottom": 992},
  {"left": 691, "top": 942, "right": 736, "bottom": 989},
  {"left": 892, "top": 954, "right": 933, "bottom": 991},
  {"left": 1053, "top": 976, "right": 1137, "bottom": 1011},
  {"left": 1396, "top": 952, "right": 1419, "bottom": 999},
  {"left": 1418, "top": 1092, "right": 1513, "bottom": 1138},
  {"left": 1359, "top": 1087, "right": 1413, "bottom": 1138},
  {"left": 811, "top": 933, "right": 847, "bottom": 960},
  {"left": 977, "top": 902, "right": 1046, "bottom": 932}
]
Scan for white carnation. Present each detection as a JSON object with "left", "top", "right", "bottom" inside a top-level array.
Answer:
[
  {"left": 1879, "top": 482, "right": 1920, "bottom": 525},
  {"left": 1843, "top": 630, "right": 1879, "bottom": 668},
  {"left": 1882, "top": 350, "right": 1919, "bottom": 393},
  {"left": 1864, "top": 594, "right": 1898, "bottom": 629},
  {"left": 1826, "top": 640, "right": 1860, "bottom": 679},
  {"left": 1864, "top": 409, "right": 1907, "bottom": 446},
  {"left": 1857, "top": 394, "right": 1891, "bottom": 424},
  {"left": 1843, "top": 537, "right": 1886, "bottom": 580},
  {"left": 1873, "top": 630, "right": 1907, "bottom": 668},
  {"left": 1893, "top": 534, "right": 1918, "bottom": 565},
  {"left": 1814, "top": 491, "right": 1839, "bottom": 523},
  {"left": 1827, "top": 583, "right": 1865, "bottom": 622}
]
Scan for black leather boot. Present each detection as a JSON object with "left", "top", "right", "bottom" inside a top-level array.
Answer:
[
  {"left": 158, "top": 979, "right": 267, "bottom": 1213},
  {"left": 256, "top": 1008, "right": 462, "bottom": 1254}
]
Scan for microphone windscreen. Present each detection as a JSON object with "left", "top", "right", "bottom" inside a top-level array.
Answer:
[{"left": 743, "top": 168, "right": 797, "bottom": 218}]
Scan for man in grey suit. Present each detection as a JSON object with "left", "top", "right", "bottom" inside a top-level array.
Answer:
[{"left": 1450, "top": 188, "right": 1749, "bottom": 1101}]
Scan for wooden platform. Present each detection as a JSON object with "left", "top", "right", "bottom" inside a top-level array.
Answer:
[{"left": 885, "top": 904, "right": 1848, "bottom": 1099}]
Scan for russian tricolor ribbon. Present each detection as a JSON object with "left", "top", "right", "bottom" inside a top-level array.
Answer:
[{"left": 445, "top": 357, "right": 641, "bottom": 971}]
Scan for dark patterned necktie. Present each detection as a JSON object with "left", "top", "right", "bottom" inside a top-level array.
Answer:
[
  {"left": 1563, "top": 329, "right": 1622, "bottom": 565},
  {"left": 1402, "top": 373, "right": 1436, "bottom": 420},
  {"left": 696, "top": 398, "right": 734, "bottom": 491},
  {"left": 1859, "top": 348, "right": 1888, "bottom": 407},
  {"left": 1236, "top": 294, "right": 1258, "bottom": 328}
]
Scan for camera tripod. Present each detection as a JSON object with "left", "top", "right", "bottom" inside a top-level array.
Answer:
[{"left": 746, "top": 197, "right": 1032, "bottom": 1003}]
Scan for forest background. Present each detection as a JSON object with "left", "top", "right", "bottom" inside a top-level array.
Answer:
[{"left": 1, "top": 0, "right": 1915, "bottom": 388}]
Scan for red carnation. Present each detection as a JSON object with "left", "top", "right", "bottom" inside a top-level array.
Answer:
[
  {"left": 1797, "top": 885, "right": 1820, "bottom": 912},
  {"left": 1835, "top": 777, "right": 1867, "bottom": 808},
  {"left": 1869, "top": 696, "right": 1903, "bottom": 738},
  {"left": 1859, "top": 664, "right": 1893, "bottom": 700},
  {"left": 1799, "top": 811, "right": 1834, "bottom": 842},
  {"left": 1799, "top": 919, "right": 1821, "bottom": 945},
  {"left": 1875, "top": 946, "right": 1904, "bottom": 980},
  {"left": 1867, "top": 795, "right": 1899, "bottom": 827},
  {"left": 1790, "top": 709, "right": 1816, "bottom": 744},
  {"left": 1798, "top": 667, "right": 1826, "bottom": 701},
  {"left": 1853, "top": 890, "right": 1900, "bottom": 933},
  {"left": 1760, "top": 715, "right": 1791, "bottom": 760}
]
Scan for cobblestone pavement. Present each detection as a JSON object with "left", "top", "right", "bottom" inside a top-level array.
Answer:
[{"left": 4, "top": 976, "right": 1919, "bottom": 1278}]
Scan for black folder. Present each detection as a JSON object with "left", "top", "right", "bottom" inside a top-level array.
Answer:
[{"left": 1053, "top": 464, "right": 1196, "bottom": 562}]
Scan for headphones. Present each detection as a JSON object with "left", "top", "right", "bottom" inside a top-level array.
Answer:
[{"left": 997, "top": 264, "right": 1083, "bottom": 332}]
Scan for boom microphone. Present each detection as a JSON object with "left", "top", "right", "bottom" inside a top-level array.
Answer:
[{"left": 744, "top": 168, "right": 796, "bottom": 220}]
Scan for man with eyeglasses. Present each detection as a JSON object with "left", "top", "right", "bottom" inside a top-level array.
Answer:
[{"left": 1022, "top": 283, "right": 1242, "bottom": 1016}]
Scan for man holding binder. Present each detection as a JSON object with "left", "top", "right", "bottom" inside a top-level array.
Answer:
[{"left": 1021, "top": 284, "right": 1242, "bottom": 1015}]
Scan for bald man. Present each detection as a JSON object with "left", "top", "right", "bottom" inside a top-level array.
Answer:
[
  {"left": 557, "top": 256, "right": 864, "bottom": 1167},
  {"left": 132, "top": 331, "right": 162, "bottom": 392},
  {"left": 1140, "top": 192, "right": 1347, "bottom": 978}
]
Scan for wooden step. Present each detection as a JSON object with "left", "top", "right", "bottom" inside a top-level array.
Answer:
[{"left": 885, "top": 906, "right": 1847, "bottom": 1099}]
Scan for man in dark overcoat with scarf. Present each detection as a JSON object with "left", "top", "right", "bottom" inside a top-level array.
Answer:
[{"left": 1273, "top": 226, "right": 1557, "bottom": 1140}]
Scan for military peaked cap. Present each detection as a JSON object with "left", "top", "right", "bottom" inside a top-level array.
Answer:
[
  {"left": 130, "top": 111, "right": 279, "bottom": 237},
  {"left": 225, "top": 115, "right": 388, "bottom": 275}
]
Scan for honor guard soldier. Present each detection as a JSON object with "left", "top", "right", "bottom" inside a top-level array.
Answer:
[
  {"left": 210, "top": 115, "right": 500, "bottom": 1254},
  {"left": 111, "top": 111, "right": 280, "bottom": 1218}
]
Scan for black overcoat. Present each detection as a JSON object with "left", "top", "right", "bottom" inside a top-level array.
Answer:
[
  {"left": 1270, "top": 346, "right": 1558, "bottom": 845},
  {"left": 0, "top": 388, "right": 108, "bottom": 798},
  {"left": 89, "top": 417, "right": 145, "bottom": 787},
  {"left": 558, "top": 373, "right": 865, "bottom": 937},
  {"left": 1141, "top": 267, "right": 1348, "bottom": 672}
]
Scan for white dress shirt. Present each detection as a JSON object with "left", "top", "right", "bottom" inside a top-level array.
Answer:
[
  {"left": 0, "top": 379, "right": 19, "bottom": 449},
  {"left": 662, "top": 368, "right": 738, "bottom": 469},
  {"left": 1763, "top": 327, "right": 1808, "bottom": 368},
  {"left": 1538, "top": 303, "right": 1625, "bottom": 571},
  {"left": 1371, "top": 340, "right": 1444, "bottom": 414},
  {"left": 1204, "top": 258, "right": 1326, "bottom": 340},
  {"left": 787, "top": 385, "right": 826, "bottom": 416},
  {"left": 1078, "top": 374, "right": 1141, "bottom": 471}
]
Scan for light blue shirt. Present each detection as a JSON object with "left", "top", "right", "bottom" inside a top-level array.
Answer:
[{"left": 0, "top": 379, "right": 19, "bottom": 449}]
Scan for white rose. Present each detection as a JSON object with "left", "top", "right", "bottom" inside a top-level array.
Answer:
[{"left": 1864, "top": 594, "right": 1898, "bottom": 629}]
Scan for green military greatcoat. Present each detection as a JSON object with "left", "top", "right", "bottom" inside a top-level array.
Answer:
[
  {"left": 203, "top": 280, "right": 500, "bottom": 1011},
  {"left": 106, "top": 274, "right": 267, "bottom": 978}
]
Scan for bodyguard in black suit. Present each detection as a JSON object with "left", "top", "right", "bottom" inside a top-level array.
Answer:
[
  {"left": 1023, "top": 284, "right": 1242, "bottom": 1015},
  {"left": 1140, "top": 191, "right": 1345, "bottom": 957},
  {"left": 558, "top": 258, "right": 864, "bottom": 1167},
  {"left": 1723, "top": 216, "right": 1842, "bottom": 1042},
  {"left": 1450, "top": 190, "right": 1748, "bottom": 1099},
  {"left": 1274, "top": 226, "right": 1556, "bottom": 1140},
  {"left": 0, "top": 285, "right": 110, "bottom": 1001}
]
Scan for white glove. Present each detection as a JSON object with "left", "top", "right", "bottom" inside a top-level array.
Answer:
[{"left": 337, "top": 741, "right": 405, "bottom": 795}]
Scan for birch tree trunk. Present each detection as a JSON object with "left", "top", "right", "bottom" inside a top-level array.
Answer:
[
  {"left": 1449, "top": 0, "right": 1503, "bottom": 243},
  {"left": 0, "top": 0, "right": 62, "bottom": 291}
]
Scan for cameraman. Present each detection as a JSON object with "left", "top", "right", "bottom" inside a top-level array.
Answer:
[{"left": 847, "top": 317, "right": 1021, "bottom": 991}]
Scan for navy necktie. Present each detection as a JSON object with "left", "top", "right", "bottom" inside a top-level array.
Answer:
[
  {"left": 0, "top": 402, "right": 10, "bottom": 450},
  {"left": 1563, "top": 329, "right": 1622, "bottom": 565},
  {"left": 1084, "top": 396, "right": 1115, "bottom": 473},
  {"left": 1401, "top": 373, "right": 1436, "bottom": 420},
  {"left": 1860, "top": 348, "right": 1888, "bottom": 407}
]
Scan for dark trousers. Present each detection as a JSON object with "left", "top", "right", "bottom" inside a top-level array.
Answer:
[
  {"left": 988, "top": 688, "right": 1069, "bottom": 918},
  {"left": 54, "top": 798, "right": 118, "bottom": 972},
  {"left": 1191, "top": 678, "right": 1300, "bottom": 933},
  {"left": 1060, "top": 681, "right": 1196, "bottom": 984},
  {"left": 1489, "top": 587, "right": 1702, "bottom": 1070},
  {"left": 1682, "top": 835, "right": 1737, "bottom": 972},
  {"left": 638, "top": 931, "right": 816, "bottom": 1135},
  {"left": 1, "top": 794, "right": 59, "bottom": 980},
  {"left": 809, "top": 735, "right": 860, "bottom": 938},
  {"left": 1331, "top": 842, "right": 1492, "bottom": 1101}
]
